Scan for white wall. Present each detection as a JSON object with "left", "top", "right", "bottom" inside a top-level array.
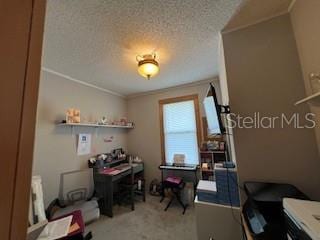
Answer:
[
  {"left": 33, "top": 72, "right": 220, "bottom": 205},
  {"left": 290, "top": 0, "right": 320, "bottom": 154},
  {"left": 221, "top": 14, "right": 320, "bottom": 200},
  {"left": 33, "top": 70, "right": 128, "bottom": 206},
  {"left": 127, "top": 80, "right": 220, "bottom": 185},
  {"left": 218, "top": 33, "right": 237, "bottom": 163}
]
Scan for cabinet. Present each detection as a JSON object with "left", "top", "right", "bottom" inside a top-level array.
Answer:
[
  {"left": 199, "top": 151, "right": 226, "bottom": 180},
  {"left": 195, "top": 197, "right": 242, "bottom": 240}
]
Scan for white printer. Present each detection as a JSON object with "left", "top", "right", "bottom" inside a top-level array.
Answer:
[{"left": 283, "top": 198, "right": 320, "bottom": 240}]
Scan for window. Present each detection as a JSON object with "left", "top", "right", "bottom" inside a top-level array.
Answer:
[{"left": 159, "top": 95, "right": 201, "bottom": 165}]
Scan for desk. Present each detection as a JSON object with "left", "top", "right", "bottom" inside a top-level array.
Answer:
[
  {"left": 93, "top": 163, "right": 144, "bottom": 217},
  {"left": 241, "top": 213, "right": 253, "bottom": 240}
]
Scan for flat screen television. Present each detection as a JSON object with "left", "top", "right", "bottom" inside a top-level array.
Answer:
[{"left": 203, "top": 83, "right": 225, "bottom": 135}]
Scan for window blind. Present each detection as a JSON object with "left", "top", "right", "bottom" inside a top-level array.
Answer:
[{"left": 163, "top": 100, "right": 199, "bottom": 165}]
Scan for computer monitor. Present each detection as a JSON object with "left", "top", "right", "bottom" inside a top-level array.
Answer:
[{"left": 203, "top": 83, "right": 225, "bottom": 136}]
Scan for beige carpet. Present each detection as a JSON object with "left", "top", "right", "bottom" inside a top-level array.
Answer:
[{"left": 86, "top": 195, "right": 197, "bottom": 240}]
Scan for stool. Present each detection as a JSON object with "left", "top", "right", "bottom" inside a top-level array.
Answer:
[{"left": 160, "top": 176, "right": 187, "bottom": 214}]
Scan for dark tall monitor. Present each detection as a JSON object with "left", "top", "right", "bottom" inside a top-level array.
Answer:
[{"left": 203, "top": 83, "right": 225, "bottom": 136}]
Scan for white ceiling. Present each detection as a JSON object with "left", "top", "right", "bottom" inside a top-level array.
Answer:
[
  {"left": 223, "top": 0, "right": 293, "bottom": 32},
  {"left": 42, "top": 0, "right": 242, "bottom": 96}
]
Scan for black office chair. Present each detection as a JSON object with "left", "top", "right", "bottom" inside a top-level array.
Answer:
[
  {"left": 161, "top": 176, "right": 187, "bottom": 214},
  {"left": 117, "top": 166, "right": 146, "bottom": 211}
]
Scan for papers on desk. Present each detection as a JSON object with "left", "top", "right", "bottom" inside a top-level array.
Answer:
[
  {"left": 38, "top": 215, "right": 73, "bottom": 240},
  {"left": 100, "top": 164, "right": 132, "bottom": 176},
  {"left": 100, "top": 168, "right": 122, "bottom": 175},
  {"left": 114, "top": 164, "right": 131, "bottom": 172}
]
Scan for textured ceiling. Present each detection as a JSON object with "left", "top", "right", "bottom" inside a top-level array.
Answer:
[
  {"left": 42, "top": 0, "right": 242, "bottom": 96},
  {"left": 223, "top": 0, "right": 293, "bottom": 32}
]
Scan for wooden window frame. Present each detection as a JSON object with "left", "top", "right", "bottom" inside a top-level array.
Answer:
[{"left": 159, "top": 94, "right": 202, "bottom": 164}]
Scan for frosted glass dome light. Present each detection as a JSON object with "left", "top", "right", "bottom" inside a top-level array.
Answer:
[{"left": 136, "top": 53, "right": 159, "bottom": 80}]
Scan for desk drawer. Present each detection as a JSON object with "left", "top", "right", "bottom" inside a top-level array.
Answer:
[
  {"left": 94, "top": 173, "right": 111, "bottom": 183},
  {"left": 133, "top": 164, "right": 144, "bottom": 173},
  {"left": 112, "top": 170, "right": 130, "bottom": 181}
]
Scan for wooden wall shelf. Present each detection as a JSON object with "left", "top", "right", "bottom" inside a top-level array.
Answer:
[
  {"left": 58, "top": 122, "right": 134, "bottom": 129},
  {"left": 57, "top": 123, "right": 134, "bottom": 135}
]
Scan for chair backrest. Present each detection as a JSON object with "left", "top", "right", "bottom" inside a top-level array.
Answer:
[{"left": 59, "top": 169, "right": 94, "bottom": 205}]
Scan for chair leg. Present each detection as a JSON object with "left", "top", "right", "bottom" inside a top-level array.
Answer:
[
  {"left": 175, "top": 191, "right": 187, "bottom": 214},
  {"left": 143, "top": 195, "right": 146, "bottom": 202},
  {"left": 141, "top": 179, "right": 146, "bottom": 202},
  {"left": 160, "top": 187, "right": 166, "bottom": 203},
  {"left": 131, "top": 188, "right": 135, "bottom": 211},
  {"left": 84, "top": 231, "right": 93, "bottom": 240},
  {"left": 164, "top": 197, "right": 174, "bottom": 211},
  {"left": 143, "top": 187, "right": 146, "bottom": 202},
  {"left": 182, "top": 206, "right": 187, "bottom": 215}
]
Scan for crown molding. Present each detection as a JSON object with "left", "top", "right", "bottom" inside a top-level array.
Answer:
[
  {"left": 42, "top": 67, "right": 218, "bottom": 100},
  {"left": 288, "top": 0, "right": 297, "bottom": 12},
  {"left": 222, "top": 11, "right": 289, "bottom": 34},
  {"left": 126, "top": 77, "right": 219, "bottom": 99},
  {"left": 41, "top": 67, "right": 125, "bottom": 98}
]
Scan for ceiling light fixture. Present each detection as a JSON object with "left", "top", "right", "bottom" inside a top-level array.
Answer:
[{"left": 136, "top": 53, "right": 159, "bottom": 80}]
